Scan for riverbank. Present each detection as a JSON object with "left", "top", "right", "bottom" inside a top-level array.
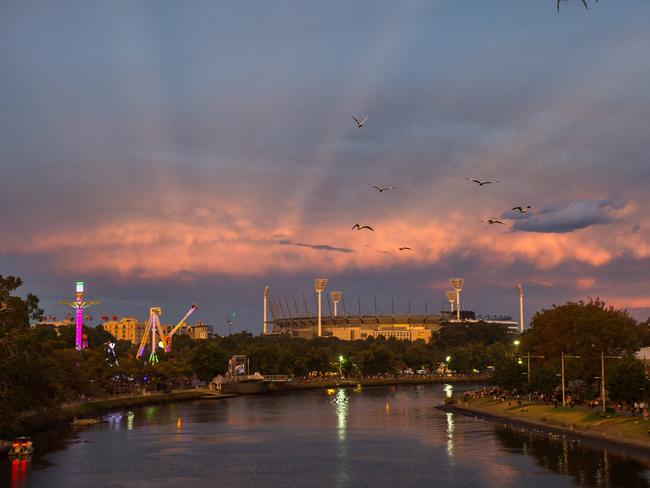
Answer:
[
  {"left": 272, "top": 375, "right": 488, "bottom": 392},
  {"left": 1, "top": 389, "right": 233, "bottom": 439},
  {"left": 443, "top": 397, "right": 650, "bottom": 454}
]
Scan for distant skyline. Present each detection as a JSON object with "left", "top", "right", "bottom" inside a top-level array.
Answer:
[{"left": 1, "top": 1, "right": 649, "bottom": 334}]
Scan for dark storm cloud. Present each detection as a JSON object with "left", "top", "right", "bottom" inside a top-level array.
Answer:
[
  {"left": 510, "top": 198, "right": 625, "bottom": 233},
  {"left": 275, "top": 240, "right": 354, "bottom": 254}
]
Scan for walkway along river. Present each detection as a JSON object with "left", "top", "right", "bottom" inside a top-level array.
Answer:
[{"left": 2, "top": 384, "right": 650, "bottom": 488}]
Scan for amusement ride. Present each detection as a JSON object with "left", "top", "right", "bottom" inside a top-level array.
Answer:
[{"left": 136, "top": 303, "right": 198, "bottom": 363}]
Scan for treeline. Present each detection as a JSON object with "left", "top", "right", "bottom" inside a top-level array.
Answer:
[{"left": 492, "top": 298, "right": 650, "bottom": 404}]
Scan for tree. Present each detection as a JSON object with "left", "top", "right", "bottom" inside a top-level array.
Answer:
[
  {"left": 522, "top": 299, "right": 641, "bottom": 382},
  {"left": 606, "top": 356, "right": 649, "bottom": 404},
  {"left": 0, "top": 275, "right": 43, "bottom": 335},
  {"left": 492, "top": 358, "right": 526, "bottom": 390},
  {"left": 526, "top": 366, "right": 559, "bottom": 397}
]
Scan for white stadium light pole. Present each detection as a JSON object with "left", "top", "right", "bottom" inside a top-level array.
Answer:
[
  {"left": 449, "top": 278, "right": 464, "bottom": 321},
  {"left": 445, "top": 290, "right": 456, "bottom": 315},
  {"left": 331, "top": 291, "right": 342, "bottom": 317},
  {"left": 516, "top": 284, "right": 524, "bottom": 334},
  {"left": 263, "top": 285, "right": 269, "bottom": 335},
  {"left": 314, "top": 279, "right": 328, "bottom": 337}
]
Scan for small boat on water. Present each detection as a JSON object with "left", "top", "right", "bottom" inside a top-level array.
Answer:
[
  {"left": 71, "top": 418, "right": 99, "bottom": 427},
  {"left": 7, "top": 437, "right": 33, "bottom": 460}
]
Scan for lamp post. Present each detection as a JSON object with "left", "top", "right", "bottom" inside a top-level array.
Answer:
[
  {"left": 449, "top": 278, "right": 464, "bottom": 321},
  {"left": 524, "top": 352, "right": 545, "bottom": 401},
  {"left": 516, "top": 284, "right": 524, "bottom": 334},
  {"left": 338, "top": 355, "right": 344, "bottom": 378},
  {"left": 445, "top": 355, "right": 451, "bottom": 375},
  {"left": 314, "top": 278, "right": 328, "bottom": 337},
  {"left": 331, "top": 291, "right": 342, "bottom": 317},
  {"left": 263, "top": 285, "right": 269, "bottom": 335},
  {"left": 445, "top": 290, "right": 456, "bottom": 316},
  {"left": 561, "top": 352, "right": 580, "bottom": 407},
  {"left": 599, "top": 351, "right": 622, "bottom": 414}
]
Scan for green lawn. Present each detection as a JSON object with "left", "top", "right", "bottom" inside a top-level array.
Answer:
[{"left": 458, "top": 397, "right": 650, "bottom": 447}]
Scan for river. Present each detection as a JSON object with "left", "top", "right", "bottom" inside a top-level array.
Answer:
[{"left": 2, "top": 384, "right": 650, "bottom": 488}]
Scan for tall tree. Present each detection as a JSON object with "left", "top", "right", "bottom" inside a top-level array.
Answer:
[
  {"left": 0, "top": 275, "right": 43, "bottom": 335},
  {"left": 522, "top": 299, "right": 641, "bottom": 382}
]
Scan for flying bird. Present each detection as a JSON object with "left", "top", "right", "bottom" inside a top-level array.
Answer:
[
  {"left": 398, "top": 247, "right": 413, "bottom": 251},
  {"left": 369, "top": 184, "right": 395, "bottom": 193},
  {"left": 466, "top": 177, "right": 499, "bottom": 186},
  {"left": 511, "top": 205, "right": 531, "bottom": 213},
  {"left": 557, "top": 0, "right": 592, "bottom": 11},
  {"left": 481, "top": 219, "right": 505, "bottom": 225},
  {"left": 351, "top": 114, "right": 368, "bottom": 128},
  {"left": 352, "top": 224, "right": 374, "bottom": 231}
]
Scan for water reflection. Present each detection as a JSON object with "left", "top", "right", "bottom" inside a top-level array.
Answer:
[
  {"left": 331, "top": 388, "right": 350, "bottom": 487},
  {"left": 446, "top": 411, "right": 455, "bottom": 461},
  {"left": 494, "top": 425, "right": 650, "bottom": 487}
]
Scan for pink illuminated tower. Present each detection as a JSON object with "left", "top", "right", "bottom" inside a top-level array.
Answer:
[{"left": 59, "top": 281, "right": 101, "bottom": 350}]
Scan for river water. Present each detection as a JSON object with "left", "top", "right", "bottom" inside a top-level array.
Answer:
[{"left": 2, "top": 384, "right": 650, "bottom": 488}]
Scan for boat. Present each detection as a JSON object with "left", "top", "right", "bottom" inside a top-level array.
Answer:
[
  {"left": 71, "top": 418, "right": 99, "bottom": 427},
  {"left": 7, "top": 437, "right": 33, "bottom": 460}
]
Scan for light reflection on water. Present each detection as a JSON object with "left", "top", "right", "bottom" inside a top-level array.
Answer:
[{"left": 2, "top": 384, "right": 650, "bottom": 488}]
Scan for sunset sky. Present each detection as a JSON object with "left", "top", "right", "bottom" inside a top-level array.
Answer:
[{"left": 1, "top": 1, "right": 649, "bottom": 334}]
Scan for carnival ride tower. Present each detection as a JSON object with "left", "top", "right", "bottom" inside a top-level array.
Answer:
[
  {"left": 137, "top": 307, "right": 165, "bottom": 364},
  {"left": 59, "top": 281, "right": 101, "bottom": 350}
]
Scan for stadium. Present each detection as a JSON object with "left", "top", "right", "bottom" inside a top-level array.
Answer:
[{"left": 263, "top": 285, "right": 519, "bottom": 342}]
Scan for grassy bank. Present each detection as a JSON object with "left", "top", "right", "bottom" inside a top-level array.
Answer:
[{"left": 447, "top": 397, "right": 650, "bottom": 451}]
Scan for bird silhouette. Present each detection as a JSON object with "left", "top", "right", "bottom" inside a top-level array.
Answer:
[
  {"left": 351, "top": 114, "right": 368, "bottom": 128},
  {"left": 398, "top": 247, "right": 413, "bottom": 251},
  {"left": 557, "top": 0, "right": 592, "bottom": 12},
  {"left": 466, "top": 177, "right": 499, "bottom": 186},
  {"left": 481, "top": 219, "right": 504, "bottom": 225},
  {"left": 352, "top": 224, "right": 374, "bottom": 231},
  {"left": 511, "top": 205, "right": 531, "bottom": 213},
  {"left": 369, "top": 184, "right": 395, "bottom": 193}
]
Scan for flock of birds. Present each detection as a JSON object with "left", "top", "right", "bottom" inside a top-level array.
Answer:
[
  {"left": 348, "top": 114, "right": 536, "bottom": 252},
  {"left": 345, "top": 1, "right": 600, "bottom": 251}
]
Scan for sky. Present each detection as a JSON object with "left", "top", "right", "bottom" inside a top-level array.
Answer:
[{"left": 1, "top": 1, "right": 649, "bottom": 335}]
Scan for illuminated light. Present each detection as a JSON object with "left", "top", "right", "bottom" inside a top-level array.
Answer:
[
  {"left": 339, "top": 355, "right": 344, "bottom": 362},
  {"left": 446, "top": 356, "right": 451, "bottom": 363},
  {"left": 327, "top": 388, "right": 336, "bottom": 395},
  {"left": 514, "top": 340, "right": 520, "bottom": 346},
  {"left": 76, "top": 281, "right": 84, "bottom": 293}
]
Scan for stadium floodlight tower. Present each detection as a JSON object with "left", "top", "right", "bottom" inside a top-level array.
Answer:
[
  {"left": 59, "top": 281, "right": 101, "bottom": 351},
  {"left": 516, "top": 284, "right": 524, "bottom": 334},
  {"left": 331, "top": 291, "right": 342, "bottom": 316},
  {"left": 314, "top": 278, "right": 328, "bottom": 337},
  {"left": 449, "top": 278, "right": 464, "bottom": 321},
  {"left": 445, "top": 290, "right": 456, "bottom": 315},
  {"left": 263, "top": 285, "right": 270, "bottom": 335}
]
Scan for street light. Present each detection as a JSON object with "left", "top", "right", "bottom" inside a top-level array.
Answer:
[
  {"left": 449, "top": 278, "right": 463, "bottom": 321},
  {"left": 561, "top": 352, "right": 580, "bottom": 407},
  {"left": 445, "top": 355, "right": 452, "bottom": 375},
  {"left": 314, "top": 278, "right": 328, "bottom": 337},
  {"left": 599, "top": 352, "right": 622, "bottom": 414},
  {"left": 338, "top": 355, "right": 345, "bottom": 377}
]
